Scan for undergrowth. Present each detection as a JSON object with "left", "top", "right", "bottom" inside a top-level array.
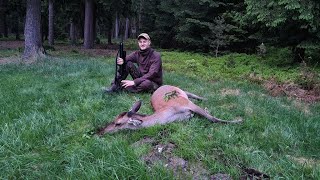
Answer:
[{"left": 162, "top": 51, "right": 320, "bottom": 83}]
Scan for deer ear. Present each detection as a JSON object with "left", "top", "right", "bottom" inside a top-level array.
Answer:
[{"left": 129, "top": 100, "right": 142, "bottom": 114}]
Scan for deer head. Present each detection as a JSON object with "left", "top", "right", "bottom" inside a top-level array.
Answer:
[{"left": 97, "top": 101, "right": 144, "bottom": 135}]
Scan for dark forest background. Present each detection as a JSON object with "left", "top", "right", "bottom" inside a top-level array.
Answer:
[
  {"left": 1, "top": 1, "right": 320, "bottom": 179},
  {"left": 0, "top": 0, "right": 319, "bottom": 63}
]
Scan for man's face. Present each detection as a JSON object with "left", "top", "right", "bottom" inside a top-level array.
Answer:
[{"left": 138, "top": 38, "right": 151, "bottom": 50}]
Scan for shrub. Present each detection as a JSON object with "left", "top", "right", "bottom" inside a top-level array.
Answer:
[
  {"left": 264, "top": 47, "right": 294, "bottom": 66},
  {"left": 295, "top": 61, "right": 320, "bottom": 90}
]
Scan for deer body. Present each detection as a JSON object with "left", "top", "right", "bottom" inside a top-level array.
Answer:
[{"left": 97, "top": 85, "right": 242, "bottom": 135}]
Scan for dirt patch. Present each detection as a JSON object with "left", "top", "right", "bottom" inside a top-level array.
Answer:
[
  {"left": 263, "top": 80, "right": 320, "bottom": 103},
  {"left": 0, "top": 40, "right": 24, "bottom": 49},
  {"left": 0, "top": 57, "right": 20, "bottom": 64},
  {"left": 0, "top": 41, "right": 120, "bottom": 65},
  {"left": 52, "top": 44, "right": 118, "bottom": 57},
  {"left": 0, "top": 40, "right": 119, "bottom": 58},
  {"left": 132, "top": 139, "right": 269, "bottom": 179},
  {"left": 249, "top": 74, "right": 320, "bottom": 103},
  {"left": 132, "top": 136, "right": 232, "bottom": 179},
  {"left": 0, "top": 41, "right": 23, "bottom": 64}
]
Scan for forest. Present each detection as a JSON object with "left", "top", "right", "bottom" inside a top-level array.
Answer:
[
  {"left": 0, "top": 0, "right": 319, "bottom": 61},
  {"left": 1, "top": 0, "right": 320, "bottom": 179}
]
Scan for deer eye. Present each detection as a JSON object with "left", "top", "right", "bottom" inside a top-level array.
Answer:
[{"left": 127, "top": 111, "right": 134, "bottom": 117}]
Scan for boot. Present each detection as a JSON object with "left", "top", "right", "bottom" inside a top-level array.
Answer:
[{"left": 102, "top": 83, "right": 121, "bottom": 93}]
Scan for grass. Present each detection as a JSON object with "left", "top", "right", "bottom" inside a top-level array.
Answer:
[{"left": 0, "top": 47, "right": 320, "bottom": 179}]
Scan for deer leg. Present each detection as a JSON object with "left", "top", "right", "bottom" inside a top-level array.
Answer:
[
  {"left": 189, "top": 103, "right": 242, "bottom": 124},
  {"left": 185, "top": 91, "right": 207, "bottom": 101},
  {"left": 170, "top": 107, "right": 194, "bottom": 121}
]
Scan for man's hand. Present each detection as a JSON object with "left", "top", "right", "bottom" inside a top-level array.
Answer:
[
  {"left": 121, "top": 80, "right": 135, "bottom": 88},
  {"left": 117, "top": 57, "right": 124, "bottom": 65}
]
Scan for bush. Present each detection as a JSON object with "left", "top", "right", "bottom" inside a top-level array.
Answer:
[
  {"left": 264, "top": 47, "right": 294, "bottom": 66},
  {"left": 295, "top": 61, "right": 320, "bottom": 90}
]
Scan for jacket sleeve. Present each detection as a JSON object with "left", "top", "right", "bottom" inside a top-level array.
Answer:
[{"left": 125, "top": 51, "right": 137, "bottom": 63}]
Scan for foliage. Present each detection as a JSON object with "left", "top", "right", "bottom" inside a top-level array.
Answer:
[
  {"left": 133, "top": 0, "right": 160, "bottom": 35},
  {"left": 123, "top": 38, "right": 139, "bottom": 50},
  {"left": 96, "top": 0, "right": 133, "bottom": 38},
  {"left": 172, "top": 1, "right": 231, "bottom": 52},
  {"left": 244, "top": 0, "right": 320, "bottom": 29},
  {"left": 263, "top": 46, "right": 294, "bottom": 66},
  {"left": 150, "top": 0, "right": 177, "bottom": 48},
  {"left": 5, "top": 0, "right": 26, "bottom": 39},
  {"left": 138, "top": 0, "right": 244, "bottom": 54},
  {"left": 2, "top": 0, "right": 320, "bottom": 62},
  {"left": 244, "top": 0, "right": 320, "bottom": 61},
  {"left": 209, "top": 16, "right": 233, "bottom": 57}
]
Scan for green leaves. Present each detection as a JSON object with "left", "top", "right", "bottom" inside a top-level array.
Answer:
[
  {"left": 243, "top": 0, "right": 320, "bottom": 58},
  {"left": 245, "top": 0, "right": 319, "bottom": 28}
]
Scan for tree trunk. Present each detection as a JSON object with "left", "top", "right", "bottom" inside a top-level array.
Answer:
[
  {"left": 48, "top": 0, "right": 54, "bottom": 46},
  {"left": 23, "top": 0, "right": 45, "bottom": 60},
  {"left": 215, "top": 43, "right": 219, "bottom": 58},
  {"left": 107, "top": 30, "right": 112, "bottom": 45},
  {"left": 138, "top": 0, "right": 143, "bottom": 32},
  {"left": 293, "top": 47, "right": 305, "bottom": 63},
  {"left": 124, "top": 18, "right": 129, "bottom": 40},
  {"left": 79, "top": 1, "right": 85, "bottom": 39},
  {"left": 107, "top": 19, "right": 112, "bottom": 45},
  {"left": 131, "top": 17, "right": 137, "bottom": 38},
  {"left": 0, "top": 3, "right": 8, "bottom": 38},
  {"left": 4, "top": 14, "right": 7, "bottom": 37},
  {"left": 0, "top": 0, "right": 5, "bottom": 38},
  {"left": 93, "top": 2, "right": 97, "bottom": 44},
  {"left": 114, "top": 13, "right": 119, "bottom": 39},
  {"left": 41, "top": 14, "right": 47, "bottom": 42},
  {"left": 15, "top": 16, "right": 20, "bottom": 40},
  {"left": 70, "top": 19, "right": 76, "bottom": 45},
  {"left": 84, "top": 0, "right": 94, "bottom": 49}
]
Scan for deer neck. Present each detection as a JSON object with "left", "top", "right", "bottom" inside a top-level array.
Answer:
[{"left": 138, "top": 109, "right": 175, "bottom": 127}]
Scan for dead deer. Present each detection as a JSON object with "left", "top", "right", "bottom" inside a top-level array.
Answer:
[{"left": 97, "top": 85, "right": 242, "bottom": 135}]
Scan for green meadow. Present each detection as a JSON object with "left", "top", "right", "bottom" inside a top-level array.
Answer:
[{"left": 0, "top": 47, "right": 319, "bottom": 179}]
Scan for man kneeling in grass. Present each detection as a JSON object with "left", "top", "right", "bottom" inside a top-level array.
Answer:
[{"left": 103, "top": 33, "right": 163, "bottom": 93}]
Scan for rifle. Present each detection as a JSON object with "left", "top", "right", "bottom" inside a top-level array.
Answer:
[{"left": 114, "top": 42, "right": 126, "bottom": 86}]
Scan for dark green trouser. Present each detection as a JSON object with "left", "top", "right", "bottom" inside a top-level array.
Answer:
[{"left": 116, "top": 61, "right": 159, "bottom": 93}]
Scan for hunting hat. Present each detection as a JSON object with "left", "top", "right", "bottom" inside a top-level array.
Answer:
[{"left": 137, "top": 33, "right": 151, "bottom": 40}]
